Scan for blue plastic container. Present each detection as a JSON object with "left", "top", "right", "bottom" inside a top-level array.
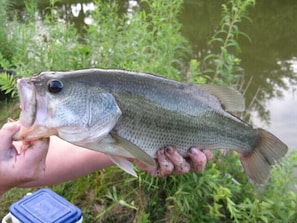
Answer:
[{"left": 2, "top": 189, "right": 83, "bottom": 223}]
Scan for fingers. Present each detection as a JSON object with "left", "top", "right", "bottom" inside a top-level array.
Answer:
[
  {"left": 163, "top": 146, "right": 190, "bottom": 174},
  {"left": 188, "top": 147, "right": 207, "bottom": 172},
  {"left": 0, "top": 123, "right": 50, "bottom": 190},
  {"left": 156, "top": 146, "right": 213, "bottom": 176},
  {"left": 202, "top": 149, "right": 213, "bottom": 161},
  {"left": 138, "top": 145, "right": 213, "bottom": 177},
  {"left": 0, "top": 122, "right": 20, "bottom": 148},
  {"left": 155, "top": 148, "right": 174, "bottom": 176},
  {"left": 136, "top": 148, "right": 175, "bottom": 177}
]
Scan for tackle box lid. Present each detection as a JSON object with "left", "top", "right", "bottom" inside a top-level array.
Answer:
[{"left": 9, "top": 188, "right": 82, "bottom": 223}]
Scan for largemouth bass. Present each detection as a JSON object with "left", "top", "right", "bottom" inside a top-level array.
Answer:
[{"left": 14, "top": 69, "right": 288, "bottom": 183}]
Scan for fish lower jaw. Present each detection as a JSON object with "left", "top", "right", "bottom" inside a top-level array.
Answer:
[
  {"left": 12, "top": 126, "right": 31, "bottom": 141},
  {"left": 17, "top": 78, "right": 37, "bottom": 128},
  {"left": 18, "top": 111, "right": 35, "bottom": 128},
  {"left": 12, "top": 124, "right": 55, "bottom": 141}
]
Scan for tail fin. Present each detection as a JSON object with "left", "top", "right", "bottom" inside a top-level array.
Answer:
[{"left": 240, "top": 128, "right": 288, "bottom": 184}]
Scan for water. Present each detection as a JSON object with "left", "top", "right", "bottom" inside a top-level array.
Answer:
[
  {"left": 180, "top": 0, "right": 297, "bottom": 149},
  {"left": 251, "top": 82, "right": 297, "bottom": 149},
  {"left": 10, "top": 0, "right": 297, "bottom": 149}
]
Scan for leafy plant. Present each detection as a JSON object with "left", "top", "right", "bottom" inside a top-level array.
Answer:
[
  {"left": 192, "top": 0, "right": 255, "bottom": 86},
  {"left": 0, "top": 0, "right": 15, "bottom": 64},
  {"left": 0, "top": 73, "right": 16, "bottom": 98},
  {"left": 87, "top": 0, "right": 190, "bottom": 80},
  {"left": 0, "top": 52, "right": 16, "bottom": 98}
]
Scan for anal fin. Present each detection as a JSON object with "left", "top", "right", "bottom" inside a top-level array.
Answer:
[{"left": 108, "top": 155, "right": 137, "bottom": 177}]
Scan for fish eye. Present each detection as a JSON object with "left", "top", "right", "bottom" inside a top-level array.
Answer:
[{"left": 48, "top": 80, "right": 64, "bottom": 93}]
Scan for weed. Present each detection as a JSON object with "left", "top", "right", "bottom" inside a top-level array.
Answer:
[{"left": 188, "top": 0, "right": 255, "bottom": 86}]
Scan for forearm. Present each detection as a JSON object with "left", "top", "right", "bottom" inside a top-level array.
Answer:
[{"left": 20, "top": 136, "right": 114, "bottom": 187}]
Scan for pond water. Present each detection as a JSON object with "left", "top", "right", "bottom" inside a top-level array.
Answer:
[
  {"left": 11, "top": 0, "right": 297, "bottom": 149},
  {"left": 180, "top": 0, "right": 297, "bottom": 149}
]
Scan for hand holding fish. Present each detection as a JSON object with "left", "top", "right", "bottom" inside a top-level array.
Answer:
[
  {"left": 135, "top": 146, "right": 213, "bottom": 176},
  {"left": 0, "top": 122, "right": 49, "bottom": 199}
]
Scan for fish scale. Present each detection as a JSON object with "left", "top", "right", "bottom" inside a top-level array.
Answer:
[{"left": 113, "top": 94, "right": 257, "bottom": 157}]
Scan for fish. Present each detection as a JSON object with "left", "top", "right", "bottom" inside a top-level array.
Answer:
[{"left": 13, "top": 68, "right": 288, "bottom": 183}]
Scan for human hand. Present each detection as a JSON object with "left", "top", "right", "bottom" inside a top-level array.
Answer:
[
  {"left": 0, "top": 122, "right": 49, "bottom": 198},
  {"left": 135, "top": 146, "right": 213, "bottom": 177}
]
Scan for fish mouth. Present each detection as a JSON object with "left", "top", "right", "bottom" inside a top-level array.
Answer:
[{"left": 17, "top": 78, "right": 37, "bottom": 128}]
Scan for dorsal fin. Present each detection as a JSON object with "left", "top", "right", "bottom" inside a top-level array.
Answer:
[{"left": 199, "top": 84, "right": 245, "bottom": 112}]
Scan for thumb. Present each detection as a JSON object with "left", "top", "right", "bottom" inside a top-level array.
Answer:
[{"left": 0, "top": 122, "right": 20, "bottom": 147}]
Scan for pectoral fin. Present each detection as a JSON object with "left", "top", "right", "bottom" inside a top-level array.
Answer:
[
  {"left": 111, "top": 133, "right": 156, "bottom": 168},
  {"left": 108, "top": 155, "right": 137, "bottom": 177}
]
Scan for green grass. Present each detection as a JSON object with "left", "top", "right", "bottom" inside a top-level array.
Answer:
[
  {"left": 0, "top": 0, "right": 296, "bottom": 222},
  {"left": 2, "top": 152, "right": 296, "bottom": 223}
]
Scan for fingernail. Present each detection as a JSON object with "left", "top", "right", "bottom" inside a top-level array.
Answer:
[
  {"left": 165, "top": 145, "right": 174, "bottom": 153},
  {"left": 188, "top": 147, "right": 198, "bottom": 154},
  {"left": 158, "top": 148, "right": 165, "bottom": 155}
]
